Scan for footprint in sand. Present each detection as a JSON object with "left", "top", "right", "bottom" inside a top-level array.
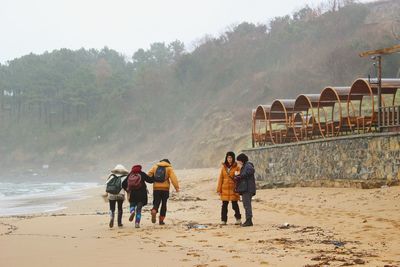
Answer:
[
  {"left": 187, "top": 252, "right": 201, "bottom": 257},
  {"left": 213, "top": 232, "right": 227, "bottom": 237}
]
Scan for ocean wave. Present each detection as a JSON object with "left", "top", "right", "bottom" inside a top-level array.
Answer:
[{"left": 0, "top": 182, "right": 99, "bottom": 216}]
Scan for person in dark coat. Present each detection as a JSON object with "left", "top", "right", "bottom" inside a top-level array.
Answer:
[
  {"left": 236, "top": 153, "right": 256, "bottom": 227},
  {"left": 122, "top": 165, "right": 153, "bottom": 228}
]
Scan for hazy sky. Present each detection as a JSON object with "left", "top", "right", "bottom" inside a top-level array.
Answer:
[{"left": 1, "top": 0, "right": 373, "bottom": 63}]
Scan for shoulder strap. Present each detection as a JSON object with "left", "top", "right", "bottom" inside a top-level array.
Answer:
[
  {"left": 106, "top": 174, "right": 117, "bottom": 184},
  {"left": 164, "top": 166, "right": 170, "bottom": 180}
]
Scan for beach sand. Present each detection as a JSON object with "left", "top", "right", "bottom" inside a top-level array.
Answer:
[{"left": 1, "top": 168, "right": 400, "bottom": 267}]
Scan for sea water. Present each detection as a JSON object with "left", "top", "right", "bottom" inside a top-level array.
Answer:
[{"left": 0, "top": 177, "right": 99, "bottom": 216}]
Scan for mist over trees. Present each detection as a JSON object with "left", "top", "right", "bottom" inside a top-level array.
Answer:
[{"left": 1, "top": 0, "right": 399, "bottom": 170}]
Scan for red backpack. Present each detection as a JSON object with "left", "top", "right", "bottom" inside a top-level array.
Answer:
[{"left": 127, "top": 173, "right": 142, "bottom": 191}]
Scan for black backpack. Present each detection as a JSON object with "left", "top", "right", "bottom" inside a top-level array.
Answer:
[
  {"left": 154, "top": 166, "right": 167, "bottom": 183},
  {"left": 106, "top": 174, "right": 122, "bottom": 194}
]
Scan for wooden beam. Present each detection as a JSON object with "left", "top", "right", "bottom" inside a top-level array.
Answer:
[{"left": 359, "top": 44, "right": 400, "bottom": 57}]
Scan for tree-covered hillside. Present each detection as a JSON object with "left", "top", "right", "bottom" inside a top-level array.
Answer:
[{"left": 1, "top": 0, "right": 399, "bottom": 171}]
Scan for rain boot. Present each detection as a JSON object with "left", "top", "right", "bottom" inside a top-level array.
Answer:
[
  {"left": 151, "top": 209, "right": 157, "bottom": 224},
  {"left": 135, "top": 213, "right": 141, "bottom": 228},
  {"left": 117, "top": 211, "right": 123, "bottom": 227},
  {"left": 109, "top": 212, "right": 115, "bottom": 228},
  {"left": 129, "top": 206, "right": 135, "bottom": 222},
  {"left": 159, "top": 216, "right": 165, "bottom": 225}
]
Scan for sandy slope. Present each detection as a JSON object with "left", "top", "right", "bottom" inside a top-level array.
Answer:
[{"left": 1, "top": 168, "right": 400, "bottom": 267}]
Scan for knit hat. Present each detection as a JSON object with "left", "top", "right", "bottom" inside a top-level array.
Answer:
[
  {"left": 111, "top": 164, "right": 129, "bottom": 175},
  {"left": 160, "top": 159, "right": 171, "bottom": 164},
  {"left": 131, "top": 165, "right": 142, "bottom": 174},
  {"left": 236, "top": 153, "right": 249, "bottom": 164}
]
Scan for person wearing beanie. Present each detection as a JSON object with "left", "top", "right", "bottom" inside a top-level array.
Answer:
[
  {"left": 148, "top": 159, "right": 180, "bottom": 225},
  {"left": 235, "top": 153, "right": 256, "bottom": 227},
  {"left": 217, "top": 151, "right": 242, "bottom": 225},
  {"left": 122, "top": 165, "right": 153, "bottom": 228},
  {"left": 105, "top": 164, "right": 129, "bottom": 228}
]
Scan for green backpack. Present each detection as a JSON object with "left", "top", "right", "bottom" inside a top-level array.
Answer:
[{"left": 106, "top": 174, "right": 122, "bottom": 194}]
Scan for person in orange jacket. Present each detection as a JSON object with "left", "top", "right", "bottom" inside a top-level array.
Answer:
[
  {"left": 217, "top": 151, "right": 242, "bottom": 225},
  {"left": 148, "top": 159, "right": 180, "bottom": 225}
]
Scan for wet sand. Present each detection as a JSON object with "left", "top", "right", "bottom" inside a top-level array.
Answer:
[{"left": 1, "top": 168, "right": 400, "bottom": 267}]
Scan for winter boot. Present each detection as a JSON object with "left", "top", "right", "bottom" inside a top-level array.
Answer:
[
  {"left": 117, "top": 212, "right": 123, "bottom": 227},
  {"left": 151, "top": 209, "right": 157, "bottom": 224},
  {"left": 241, "top": 218, "right": 253, "bottom": 227},
  {"left": 159, "top": 216, "right": 165, "bottom": 225},
  {"left": 220, "top": 221, "right": 227, "bottom": 226},
  {"left": 109, "top": 212, "right": 115, "bottom": 228}
]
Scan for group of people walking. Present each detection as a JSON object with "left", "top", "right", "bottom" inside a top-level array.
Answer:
[
  {"left": 104, "top": 152, "right": 255, "bottom": 228},
  {"left": 105, "top": 159, "right": 179, "bottom": 228}
]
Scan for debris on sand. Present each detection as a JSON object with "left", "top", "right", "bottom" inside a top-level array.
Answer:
[
  {"left": 185, "top": 222, "right": 208, "bottom": 229},
  {"left": 170, "top": 194, "right": 206, "bottom": 202},
  {"left": 276, "top": 222, "right": 297, "bottom": 229}
]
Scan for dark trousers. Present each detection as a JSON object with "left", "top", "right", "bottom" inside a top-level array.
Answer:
[
  {"left": 109, "top": 199, "right": 123, "bottom": 224},
  {"left": 153, "top": 190, "right": 169, "bottom": 217},
  {"left": 242, "top": 192, "right": 253, "bottom": 220},
  {"left": 221, "top": 201, "right": 241, "bottom": 222}
]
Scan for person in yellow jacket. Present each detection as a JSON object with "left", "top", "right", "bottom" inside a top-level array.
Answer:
[
  {"left": 216, "top": 151, "right": 242, "bottom": 225},
  {"left": 148, "top": 159, "right": 180, "bottom": 225}
]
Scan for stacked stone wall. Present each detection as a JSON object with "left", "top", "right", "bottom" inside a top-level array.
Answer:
[{"left": 243, "top": 132, "right": 400, "bottom": 188}]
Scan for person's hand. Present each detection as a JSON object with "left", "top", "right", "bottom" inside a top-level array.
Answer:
[
  {"left": 217, "top": 191, "right": 221, "bottom": 195},
  {"left": 176, "top": 188, "right": 180, "bottom": 193}
]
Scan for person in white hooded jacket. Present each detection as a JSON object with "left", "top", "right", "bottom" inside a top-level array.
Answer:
[{"left": 105, "top": 164, "right": 129, "bottom": 228}]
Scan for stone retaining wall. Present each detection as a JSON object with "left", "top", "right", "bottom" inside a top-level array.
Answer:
[{"left": 242, "top": 132, "right": 400, "bottom": 188}]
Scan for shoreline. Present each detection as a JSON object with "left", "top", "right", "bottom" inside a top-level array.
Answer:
[
  {"left": 1, "top": 168, "right": 400, "bottom": 267},
  {"left": 0, "top": 183, "right": 101, "bottom": 217}
]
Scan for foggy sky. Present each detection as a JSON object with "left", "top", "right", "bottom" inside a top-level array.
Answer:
[{"left": 1, "top": 0, "right": 373, "bottom": 63}]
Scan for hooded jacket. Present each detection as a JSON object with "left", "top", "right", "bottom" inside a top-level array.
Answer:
[
  {"left": 148, "top": 161, "right": 179, "bottom": 192},
  {"left": 239, "top": 161, "right": 256, "bottom": 196},
  {"left": 217, "top": 162, "right": 240, "bottom": 201}
]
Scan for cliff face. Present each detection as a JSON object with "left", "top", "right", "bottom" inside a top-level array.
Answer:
[{"left": 1, "top": 1, "right": 400, "bottom": 172}]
